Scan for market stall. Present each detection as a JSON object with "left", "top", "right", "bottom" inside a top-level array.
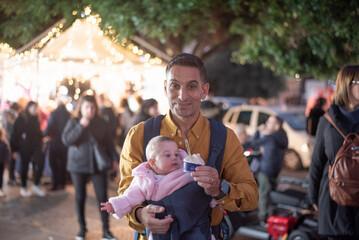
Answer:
[{"left": 0, "top": 15, "right": 168, "bottom": 112}]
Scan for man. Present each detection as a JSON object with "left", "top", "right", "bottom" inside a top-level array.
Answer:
[
  {"left": 98, "top": 93, "right": 118, "bottom": 138},
  {"left": 44, "top": 99, "right": 71, "bottom": 190},
  {"left": 249, "top": 116, "right": 288, "bottom": 226},
  {"left": 307, "top": 97, "right": 327, "bottom": 136},
  {"left": 3, "top": 102, "right": 22, "bottom": 185},
  {"left": 118, "top": 53, "right": 258, "bottom": 239}
]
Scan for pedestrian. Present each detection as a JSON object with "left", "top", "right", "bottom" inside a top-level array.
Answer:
[
  {"left": 98, "top": 93, "right": 118, "bottom": 139},
  {"left": 0, "top": 128, "right": 10, "bottom": 197},
  {"left": 2, "top": 102, "right": 22, "bottom": 185},
  {"left": 43, "top": 99, "right": 71, "bottom": 191},
  {"left": 308, "top": 64, "right": 359, "bottom": 240},
  {"left": 307, "top": 97, "right": 327, "bottom": 136},
  {"left": 62, "top": 90, "right": 118, "bottom": 240},
  {"left": 132, "top": 98, "right": 159, "bottom": 126},
  {"left": 11, "top": 101, "right": 45, "bottom": 197},
  {"left": 248, "top": 115, "right": 288, "bottom": 226},
  {"left": 118, "top": 53, "right": 258, "bottom": 240},
  {"left": 116, "top": 96, "right": 134, "bottom": 148}
]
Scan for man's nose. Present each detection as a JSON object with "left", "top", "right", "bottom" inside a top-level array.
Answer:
[{"left": 178, "top": 87, "right": 188, "bottom": 100}]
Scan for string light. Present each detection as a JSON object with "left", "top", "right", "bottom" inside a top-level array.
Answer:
[
  {"left": 7, "top": 10, "right": 161, "bottom": 65},
  {"left": 0, "top": 43, "right": 15, "bottom": 59}
]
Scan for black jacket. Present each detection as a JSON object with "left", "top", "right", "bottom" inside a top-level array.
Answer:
[
  {"left": 249, "top": 129, "right": 288, "bottom": 178},
  {"left": 308, "top": 104, "right": 359, "bottom": 236},
  {"left": 62, "top": 116, "right": 117, "bottom": 174},
  {"left": 11, "top": 112, "right": 43, "bottom": 153},
  {"left": 44, "top": 104, "right": 71, "bottom": 151}
]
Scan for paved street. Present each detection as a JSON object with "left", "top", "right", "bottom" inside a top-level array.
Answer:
[
  {"left": 0, "top": 169, "right": 308, "bottom": 240},
  {"left": 0, "top": 173, "right": 134, "bottom": 240}
]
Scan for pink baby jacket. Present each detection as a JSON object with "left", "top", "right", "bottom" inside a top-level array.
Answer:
[{"left": 109, "top": 162, "right": 193, "bottom": 219}]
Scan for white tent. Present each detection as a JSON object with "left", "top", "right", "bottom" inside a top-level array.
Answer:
[{"left": 1, "top": 16, "right": 169, "bottom": 112}]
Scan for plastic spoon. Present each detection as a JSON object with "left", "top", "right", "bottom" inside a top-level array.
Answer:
[{"left": 184, "top": 139, "right": 192, "bottom": 157}]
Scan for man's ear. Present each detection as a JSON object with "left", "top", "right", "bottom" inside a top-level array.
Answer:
[
  {"left": 201, "top": 82, "right": 210, "bottom": 100},
  {"left": 164, "top": 80, "right": 168, "bottom": 95}
]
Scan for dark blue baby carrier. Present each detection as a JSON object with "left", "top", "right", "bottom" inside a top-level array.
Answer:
[{"left": 133, "top": 115, "right": 239, "bottom": 240}]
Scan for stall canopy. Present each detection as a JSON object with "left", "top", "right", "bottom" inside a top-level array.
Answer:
[{"left": 1, "top": 15, "right": 170, "bottom": 112}]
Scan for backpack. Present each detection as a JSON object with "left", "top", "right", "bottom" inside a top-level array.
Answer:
[
  {"left": 324, "top": 113, "right": 359, "bottom": 206},
  {"left": 134, "top": 115, "right": 241, "bottom": 240}
]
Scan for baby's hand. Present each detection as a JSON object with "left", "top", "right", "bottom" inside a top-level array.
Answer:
[{"left": 100, "top": 202, "right": 115, "bottom": 214}]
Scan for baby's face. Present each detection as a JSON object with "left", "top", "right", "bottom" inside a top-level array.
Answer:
[{"left": 153, "top": 141, "right": 181, "bottom": 175}]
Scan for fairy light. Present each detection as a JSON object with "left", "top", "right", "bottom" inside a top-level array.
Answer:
[
  {"left": 84, "top": 6, "right": 91, "bottom": 16},
  {"left": 6, "top": 6, "right": 162, "bottom": 66},
  {"left": 0, "top": 43, "right": 15, "bottom": 58}
]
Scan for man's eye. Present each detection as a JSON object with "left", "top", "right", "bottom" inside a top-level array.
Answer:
[
  {"left": 188, "top": 84, "right": 198, "bottom": 89},
  {"left": 170, "top": 83, "right": 180, "bottom": 90}
]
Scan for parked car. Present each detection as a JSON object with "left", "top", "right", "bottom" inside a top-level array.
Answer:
[
  {"left": 200, "top": 96, "right": 249, "bottom": 121},
  {"left": 222, "top": 104, "right": 311, "bottom": 170}
]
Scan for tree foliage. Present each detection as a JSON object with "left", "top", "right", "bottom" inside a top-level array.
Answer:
[
  {"left": 206, "top": 50, "right": 286, "bottom": 98},
  {"left": 231, "top": 0, "right": 359, "bottom": 80},
  {"left": 1, "top": 0, "right": 359, "bottom": 80}
]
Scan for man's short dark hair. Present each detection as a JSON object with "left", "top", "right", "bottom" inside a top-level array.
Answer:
[{"left": 166, "top": 53, "right": 207, "bottom": 83}]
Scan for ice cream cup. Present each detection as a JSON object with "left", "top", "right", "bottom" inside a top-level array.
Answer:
[{"left": 183, "top": 161, "right": 202, "bottom": 172}]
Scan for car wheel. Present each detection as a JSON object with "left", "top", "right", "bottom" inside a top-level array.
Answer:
[
  {"left": 284, "top": 149, "right": 302, "bottom": 170},
  {"left": 288, "top": 230, "right": 311, "bottom": 240}
]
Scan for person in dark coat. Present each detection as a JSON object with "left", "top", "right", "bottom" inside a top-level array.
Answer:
[
  {"left": 62, "top": 91, "right": 118, "bottom": 240},
  {"left": 132, "top": 98, "right": 159, "bottom": 126},
  {"left": 44, "top": 99, "right": 71, "bottom": 190},
  {"left": 307, "top": 97, "right": 327, "bottom": 136},
  {"left": 308, "top": 64, "right": 359, "bottom": 240},
  {"left": 0, "top": 128, "right": 10, "bottom": 197},
  {"left": 2, "top": 102, "right": 22, "bottom": 185},
  {"left": 248, "top": 115, "right": 288, "bottom": 225},
  {"left": 11, "top": 101, "right": 45, "bottom": 197}
]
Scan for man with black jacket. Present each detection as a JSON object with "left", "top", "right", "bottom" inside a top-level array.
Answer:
[{"left": 249, "top": 116, "right": 288, "bottom": 226}]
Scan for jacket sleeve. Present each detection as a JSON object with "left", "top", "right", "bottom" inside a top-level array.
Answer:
[
  {"left": 308, "top": 117, "right": 328, "bottom": 205},
  {"left": 103, "top": 119, "right": 119, "bottom": 162},
  {"left": 118, "top": 123, "right": 146, "bottom": 233},
  {"left": 219, "top": 128, "right": 259, "bottom": 212},
  {"left": 10, "top": 116, "right": 22, "bottom": 152},
  {"left": 109, "top": 176, "right": 147, "bottom": 219},
  {"left": 61, "top": 118, "right": 83, "bottom": 146},
  {"left": 43, "top": 112, "right": 55, "bottom": 136}
]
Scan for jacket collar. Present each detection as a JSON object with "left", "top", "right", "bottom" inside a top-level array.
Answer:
[{"left": 164, "top": 110, "right": 207, "bottom": 139}]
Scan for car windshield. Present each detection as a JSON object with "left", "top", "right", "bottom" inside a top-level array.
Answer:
[{"left": 278, "top": 113, "right": 307, "bottom": 131}]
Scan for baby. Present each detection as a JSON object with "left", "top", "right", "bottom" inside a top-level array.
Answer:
[
  {"left": 101, "top": 135, "right": 218, "bottom": 240},
  {"left": 101, "top": 135, "right": 193, "bottom": 219}
]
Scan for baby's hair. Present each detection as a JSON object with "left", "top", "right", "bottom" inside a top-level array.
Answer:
[{"left": 146, "top": 136, "right": 174, "bottom": 161}]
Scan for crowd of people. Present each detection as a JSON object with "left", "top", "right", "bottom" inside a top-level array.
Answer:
[
  {"left": 0, "top": 90, "right": 159, "bottom": 240},
  {"left": 0, "top": 54, "right": 358, "bottom": 240}
]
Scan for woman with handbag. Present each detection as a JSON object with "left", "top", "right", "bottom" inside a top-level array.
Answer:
[
  {"left": 308, "top": 64, "right": 359, "bottom": 240},
  {"left": 62, "top": 91, "right": 118, "bottom": 240}
]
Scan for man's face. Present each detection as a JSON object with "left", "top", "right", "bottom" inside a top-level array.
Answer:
[
  {"left": 164, "top": 65, "right": 209, "bottom": 119},
  {"left": 265, "top": 116, "right": 279, "bottom": 133}
]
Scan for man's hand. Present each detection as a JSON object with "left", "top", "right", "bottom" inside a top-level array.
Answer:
[
  {"left": 312, "top": 204, "right": 318, "bottom": 212},
  {"left": 191, "top": 166, "right": 220, "bottom": 197},
  {"left": 136, "top": 204, "right": 173, "bottom": 234}
]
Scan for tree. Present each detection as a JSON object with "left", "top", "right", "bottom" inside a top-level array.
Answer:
[
  {"left": 1, "top": 0, "right": 359, "bottom": 80},
  {"left": 206, "top": 49, "right": 286, "bottom": 98},
  {"left": 231, "top": 0, "right": 359, "bottom": 80}
]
